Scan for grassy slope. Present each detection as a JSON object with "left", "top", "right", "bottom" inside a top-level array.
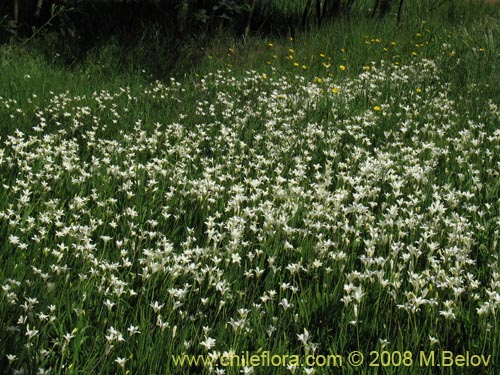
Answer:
[{"left": 1, "top": 1, "right": 499, "bottom": 134}]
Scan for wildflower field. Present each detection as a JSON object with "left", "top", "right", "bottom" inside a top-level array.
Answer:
[{"left": 1, "top": 2, "right": 500, "bottom": 374}]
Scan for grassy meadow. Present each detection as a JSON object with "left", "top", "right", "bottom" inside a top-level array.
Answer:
[{"left": 1, "top": 1, "right": 500, "bottom": 374}]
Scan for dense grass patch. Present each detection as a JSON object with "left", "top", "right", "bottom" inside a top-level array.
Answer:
[{"left": 1, "top": 2, "right": 500, "bottom": 374}]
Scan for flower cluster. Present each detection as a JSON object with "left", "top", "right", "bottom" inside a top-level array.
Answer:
[{"left": 1, "top": 46, "right": 499, "bottom": 374}]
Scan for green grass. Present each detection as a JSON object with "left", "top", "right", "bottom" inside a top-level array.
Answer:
[{"left": 1, "top": 1, "right": 500, "bottom": 374}]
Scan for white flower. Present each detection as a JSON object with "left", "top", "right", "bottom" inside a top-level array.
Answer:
[
  {"left": 439, "top": 308, "right": 456, "bottom": 320},
  {"left": 115, "top": 357, "right": 127, "bottom": 368},
  {"left": 240, "top": 366, "right": 254, "bottom": 374},
  {"left": 279, "top": 298, "right": 293, "bottom": 311},
  {"left": 150, "top": 301, "right": 164, "bottom": 313},
  {"left": 104, "top": 299, "right": 115, "bottom": 310},
  {"left": 228, "top": 318, "right": 245, "bottom": 331},
  {"left": 266, "top": 325, "right": 276, "bottom": 337},
  {"left": 297, "top": 328, "right": 310, "bottom": 346},
  {"left": 63, "top": 332, "right": 75, "bottom": 342},
  {"left": 127, "top": 325, "right": 141, "bottom": 335},
  {"left": 379, "top": 338, "right": 390, "bottom": 349},
  {"left": 200, "top": 336, "right": 216, "bottom": 351},
  {"left": 429, "top": 335, "right": 439, "bottom": 346},
  {"left": 105, "top": 326, "right": 124, "bottom": 343},
  {"left": 25, "top": 324, "right": 39, "bottom": 340},
  {"left": 9, "top": 235, "right": 20, "bottom": 246}
]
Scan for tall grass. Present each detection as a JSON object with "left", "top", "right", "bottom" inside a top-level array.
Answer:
[{"left": 0, "top": 1, "right": 499, "bottom": 374}]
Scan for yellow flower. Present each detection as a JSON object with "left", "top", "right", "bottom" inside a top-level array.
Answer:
[
  {"left": 339, "top": 65, "right": 346, "bottom": 71},
  {"left": 373, "top": 105, "right": 382, "bottom": 111},
  {"left": 302, "top": 65, "right": 308, "bottom": 70},
  {"left": 262, "top": 73, "right": 267, "bottom": 79},
  {"left": 316, "top": 77, "right": 323, "bottom": 84},
  {"left": 332, "top": 87, "right": 340, "bottom": 94},
  {"left": 319, "top": 53, "right": 325, "bottom": 58},
  {"left": 363, "top": 65, "right": 371, "bottom": 71},
  {"left": 289, "top": 48, "right": 295, "bottom": 53},
  {"left": 416, "top": 88, "right": 422, "bottom": 93},
  {"left": 293, "top": 62, "right": 299, "bottom": 67},
  {"left": 340, "top": 48, "right": 346, "bottom": 53},
  {"left": 267, "top": 42, "right": 273, "bottom": 48}
]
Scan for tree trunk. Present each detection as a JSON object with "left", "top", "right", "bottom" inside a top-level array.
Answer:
[
  {"left": 315, "top": 0, "right": 322, "bottom": 25},
  {"left": 244, "top": 0, "right": 256, "bottom": 41},
  {"left": 397, "top": 0, "right": 404, "bottom": 24},
  {"left": 344, "top": 0, "right": 356, "bottom": 14},
  {"left": 332, "top": 0, "right": 341, "bottom": 18},
  {"left": 371, "top": 0, "right": 380, "bottom": 18},
  {"left": 379, "top": 0, "right": 391, "bottom": 18},
  {"left": 13, "top": 0, "right": 19, "bottom": 26},
  {"left": 302, "top": 0, "right": 312, "bottom": 27},
  {"left": 323, "top": 0, "right": 341, "bottom": 20},
  {"left": 35, "top": 0, "right": 44, "bottom": 19}
]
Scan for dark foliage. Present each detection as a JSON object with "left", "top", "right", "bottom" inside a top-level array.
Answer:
[{"left": 0, "top": 0, "right": 407, "bottom": 67}]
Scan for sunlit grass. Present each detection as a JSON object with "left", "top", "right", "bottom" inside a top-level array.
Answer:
[{"left": 0, "top": 2, "right": 499, "bottom": 374}]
